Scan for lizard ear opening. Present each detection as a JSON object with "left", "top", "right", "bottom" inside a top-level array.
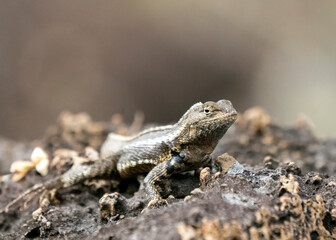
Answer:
[
  {"left": 203, "top": 108, "right": 211, "bottom": 116},
  {"left": 203, "top": 105, "right": 214, "bottom": 116}
]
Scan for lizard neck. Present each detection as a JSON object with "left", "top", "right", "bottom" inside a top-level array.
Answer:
[{"left": 170, "top": 121, "right": 229, "bottom": 154}]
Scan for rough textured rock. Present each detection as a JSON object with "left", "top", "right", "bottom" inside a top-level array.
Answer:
[{"left": 0, "top": 108, "right": 335, "bottom": 239}]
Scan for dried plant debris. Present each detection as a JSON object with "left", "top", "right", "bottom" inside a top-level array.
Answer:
[
  {"left": 0, "top": 108, "right": 336, "bottom": 239},
  {"left": 9, "top": 147, "right": 49, "bottom": 181}
]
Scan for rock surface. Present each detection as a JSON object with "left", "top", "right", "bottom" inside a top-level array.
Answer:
[{"left": 0, "top": 109, "right": 335, "bottom": 239}]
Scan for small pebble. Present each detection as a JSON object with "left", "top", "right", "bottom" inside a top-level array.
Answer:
[
  {"left": 327, "top": 181, "right": 336, "bottom": 187},
  {"left": 312, "top": 175, "right": 322, "bottom": 184},
  {"left": 263, "top": 156, "right": 279, "bottom": 169},
  {"left": 200, "top": 167, "right": 211, "bottom": 186}
]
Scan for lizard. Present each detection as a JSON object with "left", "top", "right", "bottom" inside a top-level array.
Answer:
[{"left": 3, "top": 99, "right": 237, "bottom": 212}]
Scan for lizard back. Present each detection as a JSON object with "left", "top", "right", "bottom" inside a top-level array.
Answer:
[{"left": 101, "top": 125, "right": 177, "bottom": 178}]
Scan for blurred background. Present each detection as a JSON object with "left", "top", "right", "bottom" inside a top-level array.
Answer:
[{"left": 0, "top": 1, "right": 336, "bottom": 140}]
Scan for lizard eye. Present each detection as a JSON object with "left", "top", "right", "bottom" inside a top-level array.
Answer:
[{"left": 204, "top": 109, "right": 210, "bottom": 114}]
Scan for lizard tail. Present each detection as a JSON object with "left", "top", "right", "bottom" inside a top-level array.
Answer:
[
  {"left": 4, "top": 177, "right": 62, "bottom": 212},
  {"left": 3, "top": 158, "right": 116, "bottom": 212}
]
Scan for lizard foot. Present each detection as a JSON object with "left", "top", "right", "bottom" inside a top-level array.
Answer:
[
  {"left": 39, "top": 188, "right": 60, "bottom": 208},
  {"left": 99, "top": 192, "right": 127, "bottom": 221},
  {"left": 4, "top": 183, "right": 46, "bottom": 212},
  {"left": 141, "top": 199, "right": 168, "bottom": 214},
  {"left": 147, "top": 199, "right": 168, "bottom": 208}
]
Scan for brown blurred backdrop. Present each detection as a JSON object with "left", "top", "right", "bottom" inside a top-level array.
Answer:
[{"left": 0, "top": 1, "right": 336, "bottom": 140}]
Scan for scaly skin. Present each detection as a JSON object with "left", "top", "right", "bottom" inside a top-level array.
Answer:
[{"left": 4, "top": 99, "right": 237, "bottom": 212}]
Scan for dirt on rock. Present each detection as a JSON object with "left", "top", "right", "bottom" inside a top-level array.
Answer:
[{"left": 0, "top": 108, "right": 335, "bottom": 239}]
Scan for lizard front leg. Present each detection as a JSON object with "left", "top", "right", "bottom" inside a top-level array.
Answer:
[{"left": 143, "top": 153, "right": 188, "bottom": 202}]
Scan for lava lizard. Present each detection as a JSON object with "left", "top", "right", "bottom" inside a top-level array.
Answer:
[{"left": 4, "top": 99, "right": 237, "bottom": 212}]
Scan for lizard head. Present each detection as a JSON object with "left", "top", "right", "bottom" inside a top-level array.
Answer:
[{"left": 177, "top": 99, "right": 237, "bottom": 142}]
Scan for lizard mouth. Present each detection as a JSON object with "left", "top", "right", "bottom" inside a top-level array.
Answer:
[
  {"left": 220, "top": 108, "right": 238, "bottom": 123},
  {"left": 223, "top": 112, "right": 238, "bottom": 124}
]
